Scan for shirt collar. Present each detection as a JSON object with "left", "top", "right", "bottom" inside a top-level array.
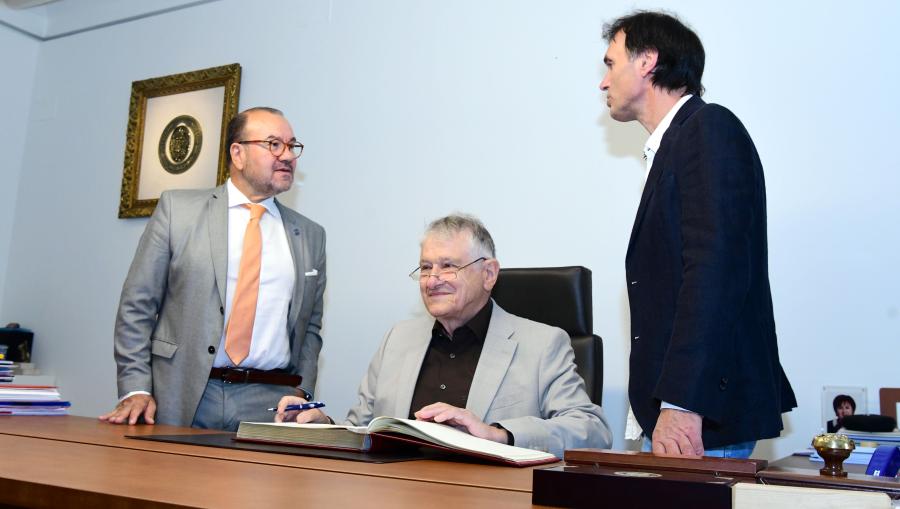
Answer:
[
  {"left": 226, "top": 178, "right": 280, "bottom": 218},
  {"left": 644, "top": 94, "right": 693, "bottom": 159},
  {"left": 432, "top": 299, "right": 493, "bottom": 342}
]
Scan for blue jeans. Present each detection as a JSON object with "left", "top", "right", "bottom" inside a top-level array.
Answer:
[{"left": 641, "top": 436, "right": 756, "bottom": 459}]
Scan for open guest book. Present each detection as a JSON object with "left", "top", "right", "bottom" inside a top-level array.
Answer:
[{"left": 235, "top": 416, "right": 558, "bottom": 467}]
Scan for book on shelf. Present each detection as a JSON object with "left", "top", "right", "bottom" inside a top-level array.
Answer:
[
  {"left": 0, "top": 401, "right": 71, "bottom": 416},
  {"left": 839, "top": 430, "right": 900, "bottom": 447},
  {"left": 236, "top": 416, "right": 559, "bottom": 467},
  {"left": 0, "top": 360, "right": 13, "bottom": 383},
  {"left": 0, "top": 385, "right": 62, "bottom": 401},
  {"left": 0, "top": 385, "right": 69, "bottom": 416}
]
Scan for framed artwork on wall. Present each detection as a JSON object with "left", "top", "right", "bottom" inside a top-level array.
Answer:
[{"left": 118, "top": 63, "right": 241, "bottom": 218}]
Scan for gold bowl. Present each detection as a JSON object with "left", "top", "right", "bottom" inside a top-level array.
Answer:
[{"left": 812, "top": 433, "right": 855, "bottom": 477}]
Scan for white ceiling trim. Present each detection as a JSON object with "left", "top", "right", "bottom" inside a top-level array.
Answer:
[
  {"left": 0, "top": 0, "right": 220, "bottom": 41},
  {"left": 2, "top": 0, "right": 58, "bottom": 9}
]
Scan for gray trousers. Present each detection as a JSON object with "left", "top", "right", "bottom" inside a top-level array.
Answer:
[{"left": 191, "top": 379, "right": 298, "bottom": 431}]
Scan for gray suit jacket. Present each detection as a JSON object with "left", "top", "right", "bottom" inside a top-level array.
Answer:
[
  {"left": 345, "top": 302, "right": 611, "bottom": 457},
  {"left": 113, "top": 184, "right": 326, "bottom": 426}
]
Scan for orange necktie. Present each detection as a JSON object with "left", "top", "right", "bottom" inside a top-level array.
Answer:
[{"left": 225, "top": 203, "right": 266, "bottom": 365}]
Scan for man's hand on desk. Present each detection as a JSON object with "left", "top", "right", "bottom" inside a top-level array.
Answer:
[
  {"left": 414, "top": 402, "right": 509, "bottom": 444},
  {"left": 651, "top": 408, "right": 704, "bottom": 457},
  {"left": 275, "top": 395, "right": 330, "bottom": 424},
  {"left": 98, "top": 394, "right": 156, "bottom": 425}
]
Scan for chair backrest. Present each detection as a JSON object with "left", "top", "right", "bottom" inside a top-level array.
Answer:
[{"left": 490, "top": 266, "right": 602, "bottom": 405}]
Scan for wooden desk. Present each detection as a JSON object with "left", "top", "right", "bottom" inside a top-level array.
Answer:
[
  {"left": 768, "top": 453, "right": 868, "bottom": 474},
  {"left": 0, "top": 416, "right": 547, "bottom": 508}
]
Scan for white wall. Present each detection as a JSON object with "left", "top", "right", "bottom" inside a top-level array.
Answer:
[
  {"left": 2, "top": 0, "right": 899, "bottom": 461},
  {"left": 0, "top": 25, "right": 39, "bottom": 318}
]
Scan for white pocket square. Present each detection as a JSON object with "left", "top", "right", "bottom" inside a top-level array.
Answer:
[{"left": 304, "top": 269, "right": 318, "bottom": 277}]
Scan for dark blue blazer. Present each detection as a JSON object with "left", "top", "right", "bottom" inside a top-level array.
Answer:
[{"left": 626, "top": 96, "right": 796, "bottom": 448}]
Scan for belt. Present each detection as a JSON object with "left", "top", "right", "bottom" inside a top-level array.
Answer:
[{"left": 209, "top": 367, "right": 301, "bottom": 387}]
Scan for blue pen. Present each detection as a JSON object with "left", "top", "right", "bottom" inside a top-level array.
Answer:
[{"left": 268, "top": 401, "right": 326, "bottom": 412}]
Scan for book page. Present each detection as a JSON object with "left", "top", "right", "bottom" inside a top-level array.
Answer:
[{"left": 368, "top": 417, "right": 556, "bottom": 461}]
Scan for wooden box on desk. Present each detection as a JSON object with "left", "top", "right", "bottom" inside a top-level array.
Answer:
[{"left": 532, "top": 449, "right": 765, "bottom": 509}]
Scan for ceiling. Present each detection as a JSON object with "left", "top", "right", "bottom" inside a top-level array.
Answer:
[
  {"left": 3, "top": 0, "right": 58, "bottom": 8},
  {"left": 0, "top": 0, "right": 221, "bottom": 40}
]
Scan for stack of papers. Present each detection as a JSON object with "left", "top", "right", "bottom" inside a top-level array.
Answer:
[
  {"left": 0, "top": 360, "right": 13, "bottom": 383},
  {"left": 0, "top": 385, "right": 70, "bottom": 416},
  {"left": 840, "top": 430, "right": 900, "bottom": 447},
  {"left": 809, "top": 446, "right": 877, "bottom": 465}
]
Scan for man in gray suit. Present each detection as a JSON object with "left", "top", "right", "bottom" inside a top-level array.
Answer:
[
  {"left": 276, "top": 214, "right": 610, "bottom": 457},
  {"left": 100, "top": 107, "right": 326, "bottom": 431}
]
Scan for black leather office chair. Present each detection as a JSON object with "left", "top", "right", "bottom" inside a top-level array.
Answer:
[{"left": 490, "top": 266, "right": 602, "bottom": 405}]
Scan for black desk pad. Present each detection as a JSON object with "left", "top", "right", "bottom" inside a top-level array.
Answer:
[{"left": 127, "top": 432, "right": 429, "bottom": 463}]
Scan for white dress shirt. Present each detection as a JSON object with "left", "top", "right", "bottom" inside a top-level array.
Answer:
[
  {"left": 643, "top": 94, "right": 693, "bottom": 181},
  {"left": 213, "top": 179, "right": 295, "bottom": 369}
]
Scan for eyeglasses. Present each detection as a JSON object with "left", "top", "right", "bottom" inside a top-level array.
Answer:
[
  {"left": 408, "top": 257, "right": 487, "bottom": 282},
  {"left": 237, "top": 138, "right": 304, "bottom": 159}
]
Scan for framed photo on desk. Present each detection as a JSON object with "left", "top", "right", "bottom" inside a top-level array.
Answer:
[
  {"left": 821, "top": 385, "right": 867, "bottom": 433},
  {"left": 118, "top": 63, "right": 241, "bottom": 218}
]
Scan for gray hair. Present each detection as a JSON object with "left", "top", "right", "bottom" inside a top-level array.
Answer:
[{"left": 424, "top": 213, "right": 496, "bottom": 258}]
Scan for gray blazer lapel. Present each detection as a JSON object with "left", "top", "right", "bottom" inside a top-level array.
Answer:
[
  {"left": 393, "top": 325, "right": 431, "bottom": 418},
  {"left": 467, "top": 303, "right": 517, "bottom": 419},
  {"left": 276, "top": 200, "right": 306, "bottom": 332},
  {"left": 208, "top": 184, "right": 229, "bottom": 308}
]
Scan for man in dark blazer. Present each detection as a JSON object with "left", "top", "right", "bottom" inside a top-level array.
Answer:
[
  {"left": 100, "top": 107, "right": 326, "bottom": 430},
  {"left": 600, "top": 12, "right": 796, "bottom": 457}
]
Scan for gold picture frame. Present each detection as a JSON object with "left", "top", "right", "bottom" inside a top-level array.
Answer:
[{"left": 118, "top": 63, "right": 241, "bottom": 218}]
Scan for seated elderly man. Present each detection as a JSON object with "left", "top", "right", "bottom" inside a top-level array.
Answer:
[{"left": 277, "top": 214, "right": 611, "bottom": 456}]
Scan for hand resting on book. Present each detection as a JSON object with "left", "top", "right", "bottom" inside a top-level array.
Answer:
[
  {"left": 275, "top": 395, "right": 330, "bottom": 424},
  {"left": 414, "top": 402, "right": 509, "bottom": 445},
  {"left": 275, "top": 396, "right": 509, "bottom": 445}
]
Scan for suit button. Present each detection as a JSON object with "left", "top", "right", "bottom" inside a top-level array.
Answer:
[
  {"left": 719, "top": 377, "right": 728, "bottom": 390},
  {"left": 439, "top": 384, "right": 446, "bottom": 390},
  {"left": 219, "top": 306, "right": 224, "bottom": 315},
  {"left": 208, "top": 346, "right": 216, "bottom": 354}
]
